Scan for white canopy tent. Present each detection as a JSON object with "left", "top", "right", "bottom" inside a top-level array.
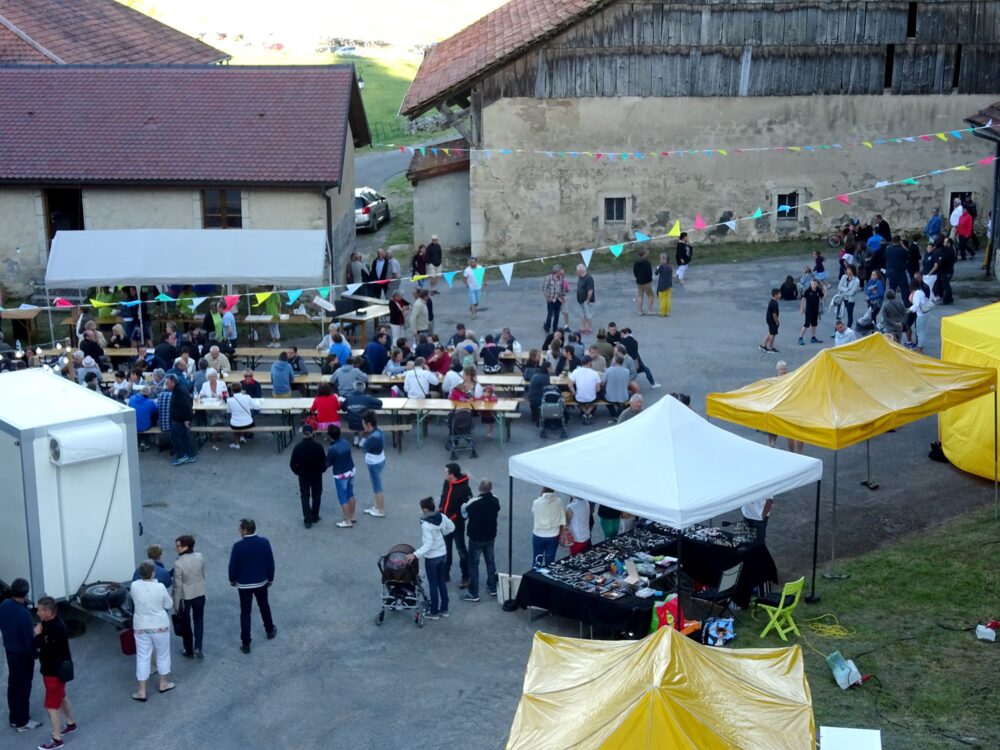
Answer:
[
  {"left": 504, "top": 396, "right": 824, "bottom": 600},
  {"left": 45, "top": 229, "right": 328, "bottom": 287}
]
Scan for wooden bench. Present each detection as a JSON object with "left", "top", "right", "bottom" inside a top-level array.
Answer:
[{"left": 190, "top": 425, "right": 293, "bottom": 453}]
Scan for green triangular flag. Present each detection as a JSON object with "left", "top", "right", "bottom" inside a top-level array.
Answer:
[
  {"left": 609, "top": 244, "right": 624, "bottom": 257},
  {"left": 752, "top": 207, "right": 763, "bottom": 219}
]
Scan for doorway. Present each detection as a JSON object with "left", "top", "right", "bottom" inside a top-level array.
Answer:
[{"left": 43, "top": 188, "right": 84, "bottom": 243}]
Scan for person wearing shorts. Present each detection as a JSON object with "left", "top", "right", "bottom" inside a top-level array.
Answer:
[
  {"left": 326, "top": 425, "right": 356, "bottom": 528},
  {"left": 759, "top": 288, "right": 780, "bottom": 354},
  {"left": 632, "top": 249, "right": 655, "bottom": 315},
  {"left": 462, "top": 257, "right": 483, "bottom": 320},
  {"left": 797, "top": 278, "right": 824, "bottom": 345},
  {"left": 361, "top": 411, "right": 387, "bottom": 518},
  {"left": 34, "top": 596, "right": 76, "bottom": 750}
]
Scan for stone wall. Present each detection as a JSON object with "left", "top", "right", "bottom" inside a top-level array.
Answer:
[
  {"left": 469, "top": 94, "right": 996, "bottom": 260},
  {"left": 0, "top": 190, "right": 45, "bottom": 297},
  {"left": 414, "top": 170, "right": 471, "bottom": 251}
]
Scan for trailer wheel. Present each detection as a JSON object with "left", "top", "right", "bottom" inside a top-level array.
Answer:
[{"left": 78, "top": 581, "right": 127, "bottom": 611}]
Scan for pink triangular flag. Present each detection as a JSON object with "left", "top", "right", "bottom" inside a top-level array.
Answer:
[
  {"left": 918, "top": 135, "right": 933, "bottom": 142},
  {"left": 222, "top": 294, "right": 240, "bottom": 312},
  {"left": 836, "top": 195, "right": 851, "bottom": 205},
  {"left": 693, "top": 213, "right": 707, "bottom": 230},
  {"left": 53, "top": 297, "right": 73, "bottom": 308},
  {"left": 979, "top": 157, "right": 994, "bottom": 165}
]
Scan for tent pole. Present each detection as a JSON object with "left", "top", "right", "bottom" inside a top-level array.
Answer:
[
  {"left": 994, "top": 390, "right": 998, "bottom": 521},
  {"left": 137, "top": 287, "right": 145, "bottom": 347},
  {"left": 824, "top": 451, "right": 850, "bottom": 580},
  {"left": 502, "top": 475, "right": 517, "bottom": 611},
  {"left": 673, "top": 527, "right": 684, "bottom": 630},
  {"left": 806, "top": 480, "right": 822, "bottom": 604},
  {"left": 45, "top": 287, "right": 55, "bottom": 348}
]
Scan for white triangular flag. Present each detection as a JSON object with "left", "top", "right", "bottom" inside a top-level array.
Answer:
[
  {"left": 724, "top": 221, "right": 737, "bottom": 232},
  {"left": 499, "top": 263, "right": 515, "bottom": 286},
  {"left": 313, "top": 295, "right": 335, "bottom": 312},
  {"left": 190, "top": 296, "right": 208, "bottom": 311},
  {"left": 346, "top": 283, "right": 363, "bottom": 295},
  {"left": 580, "top": 249, "right": 594, "bottom": 268},
  {"left": 874, "top": 180, "right": 890, "bottom": 188}
]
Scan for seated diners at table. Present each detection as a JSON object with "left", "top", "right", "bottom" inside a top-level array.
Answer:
[
  {"left": 198, "top": 368, "right": 228, "bottom": 401},
  {"left": 328, "top": 333, "right": 352, "bottom": 367},
  {"left": 568, "top": 356, "right": 603, "bottom": 424},
  {"left": 330, "top": 356, "right": 367, "bottom": 395},
  {"left": 227, "top": 382, "right": 259, "bottom": 449},
  {"left": 270, "top": 352, "right": 295, "bottom": 398},
  {"left": 204, "top": 345, "right": 231, "bottom": 375},
  {"left": 441, "top": 361, "right": 464, "bottom": 395},
  {"left": 310, "top": 383, "right": 342, "bottom": 431},
  {"left": 403, "top": 358, "right": 441, "bottom": 400},
  {"left": 316, "top": 323, "right": 339, "bottom": 353},
  {"left": 240, "top": 368, "right": 262, "bottom": 398},
  {"left": 383, "top": 349, "right": 406, "bottom": 376},
  {"left": 449, "top": 366, "right": 483, "bottom": 400}
]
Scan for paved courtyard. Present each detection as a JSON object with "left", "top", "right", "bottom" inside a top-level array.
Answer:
[{"left": 6, "top": 251, "right": 997, "bottom": 749}]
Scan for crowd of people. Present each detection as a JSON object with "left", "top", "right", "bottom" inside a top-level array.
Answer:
[{"left": 762, "top": 200, "right": 990, "bottom": 355}]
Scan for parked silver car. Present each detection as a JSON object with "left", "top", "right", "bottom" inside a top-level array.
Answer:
[{"left": 354, "top": 187, "right": 390, "bottom": 232}]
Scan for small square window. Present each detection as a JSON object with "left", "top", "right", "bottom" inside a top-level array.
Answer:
[
  {"left": 201, "top": 189, "right": 243, "bottom": 229},
  {"left": 776, "top": 192, "right": 799, "bottom": 220},
  {"left": 604, "top": 197, "right": 626, "bottom": 223}
]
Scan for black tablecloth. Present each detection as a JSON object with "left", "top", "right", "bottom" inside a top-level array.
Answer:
[
  {"left": 516, "top": 570, "right": 656, "bottom": 634},
  {"left": 667, "top": 537, "right": 778, "bottom": 608}
]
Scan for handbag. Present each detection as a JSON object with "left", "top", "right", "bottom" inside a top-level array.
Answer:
[
  {"left": 171, "top": 602, "right": 189, "bottom": 637},
  {"left": 58, "top": 659, "right": 74, "bottom": 683},
  {"left": 119, "top": 627, "right": 136, "bottom": 656}
]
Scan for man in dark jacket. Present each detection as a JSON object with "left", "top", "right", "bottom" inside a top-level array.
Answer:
[
  {"left": 289, "top": 425, "right": 327, "bottom": 528},
  {"left": 426, "top": 234, "right": 443, "bottom": 294},
  {"left": 34, "top": 596, "right": 76, "bottom": 748},
  {"left": 884, "top": 235, "right": 910, "bottom": 297},
  {"left": 228, "top": 518, "right": 276, "bottom": 653},
  {"left": 632, "top": 249, "right": 654, "bottom": 315},
  {"left": 459, "top": 479, "right": 501, "bottom": 602},
  {"left": 154, "top": 332, "right": 179, "bottom": 373},
  {"left": 341, "top": 381, "right": 382, "bottom": 446},
  {"left": 165, "top": 375, "right": 196, "bottom": 466},
  {"left": 0, "top": 578, "right": 40, "bottom": 732},
  {"left": 439, "top": 463, "right": 473, "bottom": 587}
]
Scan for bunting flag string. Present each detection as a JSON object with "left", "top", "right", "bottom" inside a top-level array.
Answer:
[
  {"left": 190, "top": 296, "right": 208, "bottom": 311},
  {"left": 254, "top": 292, "right": 271, "bottom": 305},
  {"left": 7, "top": 154, "right": 997, "bottom": 319},
  {"left": 395, "top": 121, "right": 993, "bottom": 162}
]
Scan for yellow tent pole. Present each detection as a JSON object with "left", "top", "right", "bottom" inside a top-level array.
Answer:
[{"left": 994, "top": 390, "right": 998, "bottom": 521}]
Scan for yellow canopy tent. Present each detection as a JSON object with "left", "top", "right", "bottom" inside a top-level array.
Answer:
[
  {"left": 940, "top": 302, "right": 1000, "bottom": 485},
  {"left": 707, "top": 334, "right": 996, "bottom": 594},
  {"left": 506, "top": 627, "right": 814, "bottom": 750}
]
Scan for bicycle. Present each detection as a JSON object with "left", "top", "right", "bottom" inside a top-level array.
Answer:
[{"left": 827, "top": 218, "right": 860, "bottom": 248}]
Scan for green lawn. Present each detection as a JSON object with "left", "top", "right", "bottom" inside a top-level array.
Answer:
[{"left": 740, "top": 507, "right": 1000, "bottom": 749}]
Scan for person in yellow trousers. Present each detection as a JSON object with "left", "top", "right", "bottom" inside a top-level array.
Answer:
[{"left": 655, "top": 254, "right": 673, "bottom": 317}]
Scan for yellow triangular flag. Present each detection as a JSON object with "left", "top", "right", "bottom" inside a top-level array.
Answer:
[
  {"left": 254, "top": 292, "right": 271, "bottom": 305},
  {"left": 862, "top": 141, "right": 873, "bottom": 148},
  {"left": 788, "top": 146, "right": 802, "bottom": 152},
  {"left": 935, "top": 132, "right": 948, "bottom": 141},
  {"left": 442, "top": 149, "right": 450, "bottom": 156},
  {"left": 807, "top": 201, "right": 823, "bottom": 215},
  {"left": 412, "top": 274, "right": 427, "bottom": 281},
  {"left": 667, "top": 220, "right": 681, "bottom": 238},
  {"left": 953, "top": 165, "right": 970, "bottom": 171},
  {"left": 718, "top": 149, "right": 728, "bottom": 156},
  {"left": 89, "top": 298, "right": 112, "bottom": 308}
]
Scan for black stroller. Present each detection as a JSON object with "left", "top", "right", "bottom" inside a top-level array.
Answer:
[
  {"left": 375, "top": 543, "right": 430, "bottom": 628},
  {"left": 446, "top": 408, "right": 477, "bottom": 460}
]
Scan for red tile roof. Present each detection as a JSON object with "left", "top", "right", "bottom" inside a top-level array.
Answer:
[
  {"left": 0, "top": 0, "right": 227, "bottom": 65},
  {"left": 400, "top": 0, "right": 611, "bottom": 117},
  {"left": 0, "top": 23, "right": 51, "bottom": 63},
  {"left": 0, "top": 66, "right": 371, "bottom": 187}
]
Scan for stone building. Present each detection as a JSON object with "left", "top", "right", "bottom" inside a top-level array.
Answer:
[
  {"left": 405, "top": 138, "right": 472, "bottom": 251},
  {"left": 0, "top": 65, "right": 370, "bottom": 295},
  {"left": 401, "top": 0, "right": 1000, "bottom": 261},
  {"left": 0, "top": 0, "right": 228, "bottom": 64}
]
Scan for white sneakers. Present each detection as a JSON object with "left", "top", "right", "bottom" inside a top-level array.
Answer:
[
  {"left": 229, "top": 443, "right": 240, "bottom": 450},
  {"left": 364, "top": 507, "right": 385, "bottom": 518}
]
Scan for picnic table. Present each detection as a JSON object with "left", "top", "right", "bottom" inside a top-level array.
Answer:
[
  {"left": 401, "top": 398, "right": 521, "bottom": 447},
  {"left": 335, "top": 305, "right": 389, "bottom": 346},
  {"left": 341, "top": 293, "right": 388, "bottom": 306}
]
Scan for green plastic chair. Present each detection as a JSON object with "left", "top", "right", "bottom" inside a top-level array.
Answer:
[{"left": 757, "top": 576, "right": 805, "bottom": 641}]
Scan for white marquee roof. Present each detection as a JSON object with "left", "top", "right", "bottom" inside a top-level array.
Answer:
[
  {"left": 45, "top": 229, "right": 327, "bottom": 287},
  {"left": 508, "top": 395, "right": 823, "bottom": 528}
]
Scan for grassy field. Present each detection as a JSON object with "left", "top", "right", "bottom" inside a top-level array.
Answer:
[{"left": 741, "top": 506, "right": 1000, "bottom": 749}]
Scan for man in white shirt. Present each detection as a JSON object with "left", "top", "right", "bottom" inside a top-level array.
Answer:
[
  {"left": 741, "top": 497, "right": 773, "bottom": 541},
  {"left": 568, "top": 355, "right": 603, "bottom": 425},
  {"left": 441, "top": 363, "right": 464, "bottom": 396},
  {"left": 403, "top": 358, "right": 441, "bottom": 399},
  {"left": 462, "top": 256, "right": 483, "bottom": 320},
  {"left": 833, "top": 320, "right": 858, "bottom": 347},
  {"left": 948, "top": 197, "right": 964, "bottom": 241}
]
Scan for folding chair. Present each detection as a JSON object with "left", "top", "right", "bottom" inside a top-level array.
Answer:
[
  {"left": 757, "top": 576, "right": 805, "bottom": 641},
  {"left": 689, "top": 563, "right": 742, "bottom": 619}
]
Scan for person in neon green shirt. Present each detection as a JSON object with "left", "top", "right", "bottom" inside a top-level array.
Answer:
[
  {"left": 94, "top": 287, "right": 116, "bottom": 325},
  {"left": 176, "top": 286, "right": 196, "bottom": 317},
  {"left": 263, "top": 289, "right": 281, "bottom": 347}
]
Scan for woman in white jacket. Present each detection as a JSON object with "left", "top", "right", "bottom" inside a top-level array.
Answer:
[
  {"left": 836, "top": 264, "right": 861, "bottom": 328},
  {"left": 129, "top": 562, "right": 175, "bottom": 700},
  {"left": 407, "top": 497, "right": 455, "bottom": 619},
  {"left": 532, "top": 488, "right": 566, "bottom": 568}
]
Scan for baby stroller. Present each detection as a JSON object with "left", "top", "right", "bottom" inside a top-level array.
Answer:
[
  {"left": 539, "top": 386, "right": 567, "bottom": 439},
  {"left": 446, "top": 408, "right": 477, "bottom": 460},
  {"left": 375, "top": 543, "right": 429, "bottom": 628},
  {"left": 853, "top": 305, "right": 876, "bottom": 336}
]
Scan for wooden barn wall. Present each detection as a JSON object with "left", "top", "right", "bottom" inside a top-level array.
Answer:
[{"left": 478, "top": 1, "right": 1000, "bottom": 104}]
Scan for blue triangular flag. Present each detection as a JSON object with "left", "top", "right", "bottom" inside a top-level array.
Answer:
[
  {"left": 777, "top": 204, "right": 792, "bottom": 214},
  {"left": 634, "top": 231, "right": 651, "bottom": 242},
  {"left": 443, "top": 271, "right": 457, "bottom": 288},
  {"left": 286, "top": 290, "right": 303, "bottom": 305},
  {"left": 431, "top": 148, "right": 438, "bottom": 156},
  {"left": 950, "top": 130, "right": 963, "bottom": 140}
]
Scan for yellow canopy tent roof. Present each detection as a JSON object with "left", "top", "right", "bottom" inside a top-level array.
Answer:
[
  {"left": 940, "top": 301, "right": 1000, "bottom": 479},
  {"left": 706, "top": 334, "right": 996, "bottom": 450},
  {"left": 506, "top": 627, "right": 814, "bottom": 750}
]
